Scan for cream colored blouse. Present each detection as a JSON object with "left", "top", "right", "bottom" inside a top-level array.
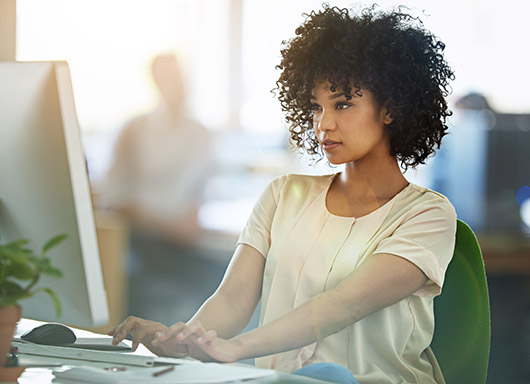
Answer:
[{"left": 237, "top": 174, "right": 457, "bottom": 384}]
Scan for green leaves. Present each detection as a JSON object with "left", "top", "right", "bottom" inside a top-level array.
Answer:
[
  {"left": 6, "top": 259, "right": 34, "bottom": 280},
  {"left": 0, "top": 281, "right": 27, "bottom": 307},
  {"left": 42, "top": 234, "right": 68, "bottom": 255},
  {"left": 0, "top": 233, "right": 66, "bottom": 316}
]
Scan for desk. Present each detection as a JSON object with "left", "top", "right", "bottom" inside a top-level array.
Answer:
[
  {"left": 16, "top": 367, "right": 331, "bottom": 384},
  {"left": 11, "top": 319, "right": 331, "bottom": 384}
]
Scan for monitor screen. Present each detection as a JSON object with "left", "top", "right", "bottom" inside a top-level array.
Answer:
[{"left": 0, "top": 61, "right": 109, "bottom": 327}]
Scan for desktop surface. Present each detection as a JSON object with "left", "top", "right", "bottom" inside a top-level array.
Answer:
[
  {"left": 17, "top": 370, "right": 332, "bottom": 384},
  {"left": 12, "top": 319, "right": 332, "bottom": 384}
]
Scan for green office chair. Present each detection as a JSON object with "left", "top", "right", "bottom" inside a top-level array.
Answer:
[{"left": 431, "top": 219, "right": 491, "bottom": 384}]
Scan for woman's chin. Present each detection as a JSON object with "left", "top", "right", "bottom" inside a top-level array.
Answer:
[{"left": 324, "top": 156, "right": 346, "bottom": 166}]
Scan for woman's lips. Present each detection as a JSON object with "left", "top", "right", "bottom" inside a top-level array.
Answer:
[{"left": 322, "top": 140, "right": 341, "bottom": 150}]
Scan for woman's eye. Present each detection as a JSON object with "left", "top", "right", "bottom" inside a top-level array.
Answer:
[{"left": 336, "top": 102, "right": 351, "bottom": 110}]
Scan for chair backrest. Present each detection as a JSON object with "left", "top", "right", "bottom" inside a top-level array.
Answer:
[{"left": 431, "top": 219, "right": 491, "bottom": 384}]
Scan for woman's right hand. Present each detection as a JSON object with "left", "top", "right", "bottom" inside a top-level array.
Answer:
[{"left": 108, "top": 316, "right": 189, "bottom": 357}]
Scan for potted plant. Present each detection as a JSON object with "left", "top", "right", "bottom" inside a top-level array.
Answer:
[{"left": 0, "top": 233, "right": 66, "bottom": 368}]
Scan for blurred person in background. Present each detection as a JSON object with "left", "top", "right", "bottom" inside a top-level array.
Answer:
[{"left": 102, "top": 53, "right": 213, "bottom": 321}]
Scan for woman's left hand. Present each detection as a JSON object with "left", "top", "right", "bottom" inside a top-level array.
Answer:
[{"left": 152, "top": 321, "right": 242, "bottom": 363}]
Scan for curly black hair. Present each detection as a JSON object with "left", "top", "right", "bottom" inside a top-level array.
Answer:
[{"left": 275, "top": 4, "right": 455, "bottom": 169}]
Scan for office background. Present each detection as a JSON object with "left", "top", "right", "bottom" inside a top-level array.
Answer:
[{"left": 2, "top": 0, "right": 529, "bottom": 382}]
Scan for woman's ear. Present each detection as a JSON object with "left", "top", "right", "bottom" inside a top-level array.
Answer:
[{"left": 382, "top": 102, "right": 394, "bottom": 125}]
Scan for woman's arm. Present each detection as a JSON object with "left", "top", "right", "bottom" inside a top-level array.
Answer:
[
  {"left": 110, "top": 244, "right": 264, "bottom": 354},
  {"left": 234, "top": 253, "right": 428, "bottom": 358},
  {"left": 161, "top": 252, "right": 428, "bottom": 362},
  {"left": 185, "top": 244, "right": 265, "bottom": 339}
]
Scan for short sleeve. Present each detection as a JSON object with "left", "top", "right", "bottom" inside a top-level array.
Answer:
[
  {"left": 237, "top": 176, "right": 286, "bottom": 258},
  {"left": 373, "top": 196, "right": 457, "bottom": 296}
]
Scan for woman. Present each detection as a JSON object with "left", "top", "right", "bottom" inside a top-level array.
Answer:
[{"left": 110, "top": 5, "right": 456, "bottom": 383}]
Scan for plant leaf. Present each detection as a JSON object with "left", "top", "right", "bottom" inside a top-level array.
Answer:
[
  {"left": 0, "top": 247, "right": 32, "bottom": 263},
  {"left": 42, "top": 266, "right": 63, "bottom": 278},
  {"left": 0, "top": 280, "right": 26, "bottom": 303},
  {"left": 6, "top": 260, "right": 34, "bottom": 280},
  {"left": 1, "top": 233, "right": 64, "bottom": 312},
  {"left": 42, "top": 234, "right": 68, "bottom": 254},
  {"left": 32, "top": 257, "right": 49, "bottom": 272},
  {"left": 5, "top": 239, "right": 30, "bottom": 248}
]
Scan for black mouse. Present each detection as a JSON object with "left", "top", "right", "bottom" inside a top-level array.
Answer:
[{"left": 21, "top": 323, "right": 77, "bottom": 345}]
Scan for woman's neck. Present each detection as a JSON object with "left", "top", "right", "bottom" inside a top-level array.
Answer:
[
  {"left": 326, "top": 155, "right": 409, "bottom": 218},
  {"left": 339, "top": 157, "right": 408, "bottom": 202}
]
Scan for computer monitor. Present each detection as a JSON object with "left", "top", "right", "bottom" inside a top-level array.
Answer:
[{"left": 0, "top": 61, "right": 109, "bottom": 327}]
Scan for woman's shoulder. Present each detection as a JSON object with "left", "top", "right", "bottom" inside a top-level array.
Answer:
[
  {"left": 398, "top": 183, "right": 456, "bottom": 217},
  {"left": 270, "top": 173, "right": 335, "bottom": 192},
  {"left": 407, "top": 183, "right": 453, "bottom": 202},
  {"left": 262, "top": 173, "right": 335, "bottom": 205},
  {"left": 273, "top": 172, "right": 335, "bottom": 185}
]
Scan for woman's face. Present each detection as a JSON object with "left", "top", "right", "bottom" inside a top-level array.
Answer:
[{"left": 311, "top": 82, "right": 393, "bottom": 166}]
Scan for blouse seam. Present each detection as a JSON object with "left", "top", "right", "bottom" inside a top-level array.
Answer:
[{"left": 294, "top": 214, "right": 331, "bottom": 293}]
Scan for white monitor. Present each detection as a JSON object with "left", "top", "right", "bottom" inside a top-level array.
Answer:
[{"left": 0, "top": 61, "right": 109, "bottom": 327}]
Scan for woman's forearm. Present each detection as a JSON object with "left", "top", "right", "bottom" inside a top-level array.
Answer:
[
  {"left": 188, "top": 289, "right": 257, "bottom": 339},
  {"left": 187, "top": 244, "right": 265, "bottom": 339},
  {"left": 230, "top": 288, "right": 348, "bottom": 360}
]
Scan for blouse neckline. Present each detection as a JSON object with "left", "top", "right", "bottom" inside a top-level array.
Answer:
[{"left": 323, "top": 173, "right": 412, "bottom": 220}]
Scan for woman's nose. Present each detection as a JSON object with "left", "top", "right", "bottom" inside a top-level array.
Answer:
[{"left": 315, "top": 110, "right": 336, "bottom": 131}]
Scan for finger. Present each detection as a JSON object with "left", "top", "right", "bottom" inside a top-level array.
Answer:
[
  {"left": 111, "top": 325, "right": 127, "bottom": 345},
  {"left": 112, "top": 316, "right": 139, "bottom": 345},
  {"left": 156, "top": 321, "right": 187, "bottom": 342},
  {"left": 177, "top": 323, "right": 206, "bottom": 341},
  {"left": 131, "top": 328, "right": 147, "bottom": 352},
  {"left": 198, "top": 330, "right": 217, "bottom": 344},
  {"left": 108, "top": 318, "right": 131, "bottom": 336},
  {"left": 134, "top": 322, "right": 167, "bottom": 349},
  {"left": 151, "top": 329, "right": 169, "bottom": 347}
]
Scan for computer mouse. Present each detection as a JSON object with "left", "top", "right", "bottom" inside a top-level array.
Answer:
[{"left": 20, "top": 323, "right": 77, "bottom": 345}]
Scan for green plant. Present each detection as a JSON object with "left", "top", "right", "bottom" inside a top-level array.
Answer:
[{"left": 0, "top": 233, "right": 66, "bottom": 316}]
